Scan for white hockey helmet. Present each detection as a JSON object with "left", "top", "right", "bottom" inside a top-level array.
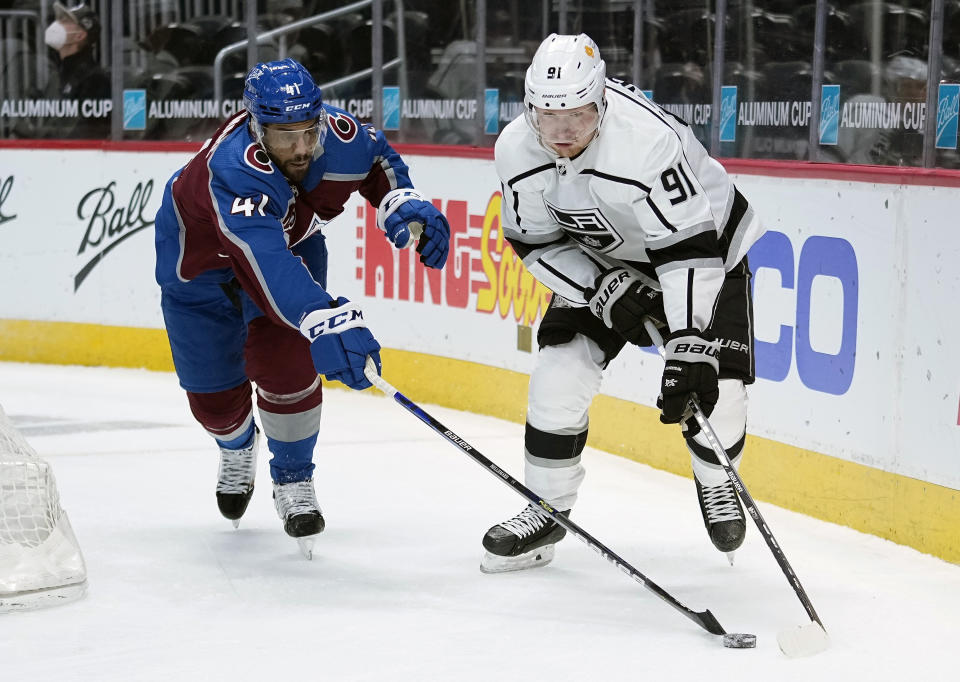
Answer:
[{"left": 524, "top": 33, "right": 607, "bottom": 151}]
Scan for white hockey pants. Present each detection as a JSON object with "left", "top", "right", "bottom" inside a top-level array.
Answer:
[{"left": 526, "top": 334, "right": 748, "bottom": 505}]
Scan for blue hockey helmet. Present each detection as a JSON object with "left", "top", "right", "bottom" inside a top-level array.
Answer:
[{"left": 243, "top": 58, "right": 325, "bottom": 146}]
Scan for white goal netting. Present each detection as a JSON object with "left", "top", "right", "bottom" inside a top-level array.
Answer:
[{"left": 0, "top": 405, "right": 87, "bottom": 612}]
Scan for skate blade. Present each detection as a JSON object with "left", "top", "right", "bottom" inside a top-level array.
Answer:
[
  {"left": 297, "top": 536, "right": 315, "bottom": 560},
  {"left": 776, "top": 622, "right": 830, "bottom": 658},
  {"left": 725, "top": 551, "right": 736, "bottom": 566},
  {"left": 480, "top": 544, "right": 555, "bottom": 574},
  {"left": 231, "top": 519, "right": 240, "bottom": 530}
]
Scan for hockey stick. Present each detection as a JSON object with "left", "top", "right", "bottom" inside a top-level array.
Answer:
[
  {"left": 643, "top": 319, "right": 830, "bottom": 657},
  {"left": 363, "top": 359, "right": 750, "bottom": 644}
]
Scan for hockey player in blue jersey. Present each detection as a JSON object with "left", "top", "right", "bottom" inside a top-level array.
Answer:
[{"left": 154, "top": 58, "right": 449, "bottom": 558}]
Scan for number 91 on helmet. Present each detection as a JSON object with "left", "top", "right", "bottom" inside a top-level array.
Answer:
[{"left": 523, "top": 33, "right": 607, "bottom": 157}]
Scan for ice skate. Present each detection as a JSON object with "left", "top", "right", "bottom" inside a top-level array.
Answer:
[
  {"left": 273, "top": 479, "right": 324, "bottom": 560},
  {"left": 216, "top": 428, "right": 259, "bottom": 527},
  {"left": 695, "top": 477, "right": 746, "bottom": 561},
  {"left": 480, "top": 504, "right": 569, "bottom": 573}
]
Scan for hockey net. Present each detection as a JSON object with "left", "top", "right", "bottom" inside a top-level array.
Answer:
[{"left": 0, "top": 404, "right": 87, "bottom": 612}]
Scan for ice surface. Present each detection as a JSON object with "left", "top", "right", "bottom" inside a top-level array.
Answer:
[{"left": 0, "top": 362, "right": 956, "bottom": 681}]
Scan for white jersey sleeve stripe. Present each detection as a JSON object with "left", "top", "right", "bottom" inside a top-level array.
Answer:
[
  {"left": 654, "top": 256, "right": 725, "bottom": 275},
  {"left": 646, "top": 220, "right": 716, "bottom": 249}
]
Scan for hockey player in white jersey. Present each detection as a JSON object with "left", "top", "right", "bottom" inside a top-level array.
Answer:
[{"left": 481, "top": 34, "right": 766, "bottom": 572}]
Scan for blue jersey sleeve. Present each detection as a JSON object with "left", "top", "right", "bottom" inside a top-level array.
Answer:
[
  {"left": 301, "top": 107, "right": 413, "bottom": 210},
  {"left": 357, "top": 122, "right": 413, "bottom": 205}
]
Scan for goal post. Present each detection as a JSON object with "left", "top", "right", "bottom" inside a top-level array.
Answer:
[{"left": 0, "top": 405, "right": 87, "bottom": 612}]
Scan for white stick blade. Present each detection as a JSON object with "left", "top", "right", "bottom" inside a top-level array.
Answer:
[{"left": 777, "top": 622, "right": 830, "bottom": 658}]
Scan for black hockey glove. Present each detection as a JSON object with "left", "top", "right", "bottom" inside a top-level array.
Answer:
[
  {"left": 657, "top": 329, "right": 720, "bottom": 438},
  {"left": 585, "top": 267, "right": 663, "bottom": 346}
]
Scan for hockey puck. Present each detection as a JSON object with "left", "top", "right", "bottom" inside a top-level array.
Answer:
[{"left": 722, "top": 633, "right": 757, "bottom": 649}]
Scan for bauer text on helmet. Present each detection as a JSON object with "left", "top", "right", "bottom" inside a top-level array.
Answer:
[{"left": 524, "top": 34, "right": 607, "bottom": 156}]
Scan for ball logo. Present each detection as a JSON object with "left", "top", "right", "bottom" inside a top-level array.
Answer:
[
  {"left": 0, "top": 175, "right": 16, "bottom": 227},
  {"left": 74, "top": 179, "right": 155, "bottom": 291}
]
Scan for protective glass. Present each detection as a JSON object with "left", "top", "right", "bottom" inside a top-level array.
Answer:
[
  {"left": 527, "top": 103, "right": 600, "bottom": 147},
  {"left": 261, "top": 115, "right": 326, "bottom": 155}
]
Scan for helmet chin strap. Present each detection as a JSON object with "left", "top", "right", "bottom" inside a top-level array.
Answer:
[{"left": 248, "top": 116, "right": 265, "bottom": 146}]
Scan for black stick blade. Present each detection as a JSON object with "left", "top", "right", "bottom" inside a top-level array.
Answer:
[{"left": 695, "top": 609, "right": 726, "bottom": 636}]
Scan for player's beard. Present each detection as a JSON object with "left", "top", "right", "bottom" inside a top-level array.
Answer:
[{"left": 280, "top": 154, "right": 311, "bottom": 182}]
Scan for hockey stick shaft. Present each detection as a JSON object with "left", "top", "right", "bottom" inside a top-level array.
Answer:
[
  {"left": 363, "top": 358, "right": 727, "bottom": 637},
  {"left": 644, "top": 320, "right": 824, "bottom": 629}
]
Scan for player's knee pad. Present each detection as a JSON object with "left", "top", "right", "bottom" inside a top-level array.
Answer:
[
  {"left": 686, "top": 379, "right": 747, "bottom": 487},
  {"left": 527, "top": 335, "right": 605, "bottom": 433},
  {"left": 187, "top": 382, "right": 254, "bottom": 447}
]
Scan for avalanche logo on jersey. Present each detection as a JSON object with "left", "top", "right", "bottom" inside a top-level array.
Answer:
[
  {"left": 543, "top": 200, "right": 623, "bottom": 253},
  {"left": 327, "top": 111, "right": 358, "bottom": 143},
  {"left": 244, "top": 143, "right": 275, "bottom": 174}
]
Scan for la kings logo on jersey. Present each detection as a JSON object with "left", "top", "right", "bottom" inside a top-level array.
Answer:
[{"left": 543, "top": 200, "right": 623, "bottom": 253}]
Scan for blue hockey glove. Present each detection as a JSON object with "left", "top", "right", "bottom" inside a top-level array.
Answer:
[
  {"left": 299, "top": 297, "right": 382, "bottom": 390},
  {"left": 377, "top": 188, "right": 450, "bottom": 269},
  {"left": 414, "top": 210, "right": 451, "bottom": 269}
]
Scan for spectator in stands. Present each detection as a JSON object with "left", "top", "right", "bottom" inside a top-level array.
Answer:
[{"left": 16, "top": 2, "right": 110, "bottom": 139}]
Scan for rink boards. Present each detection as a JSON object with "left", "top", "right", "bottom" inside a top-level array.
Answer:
[{"left": 0, "top": 142, "right": 957, "bottom": 564}]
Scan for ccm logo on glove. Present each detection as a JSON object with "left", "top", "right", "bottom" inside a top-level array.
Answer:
[{"left": 299, "top": 301, "right": 366, "bottom": 340}]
